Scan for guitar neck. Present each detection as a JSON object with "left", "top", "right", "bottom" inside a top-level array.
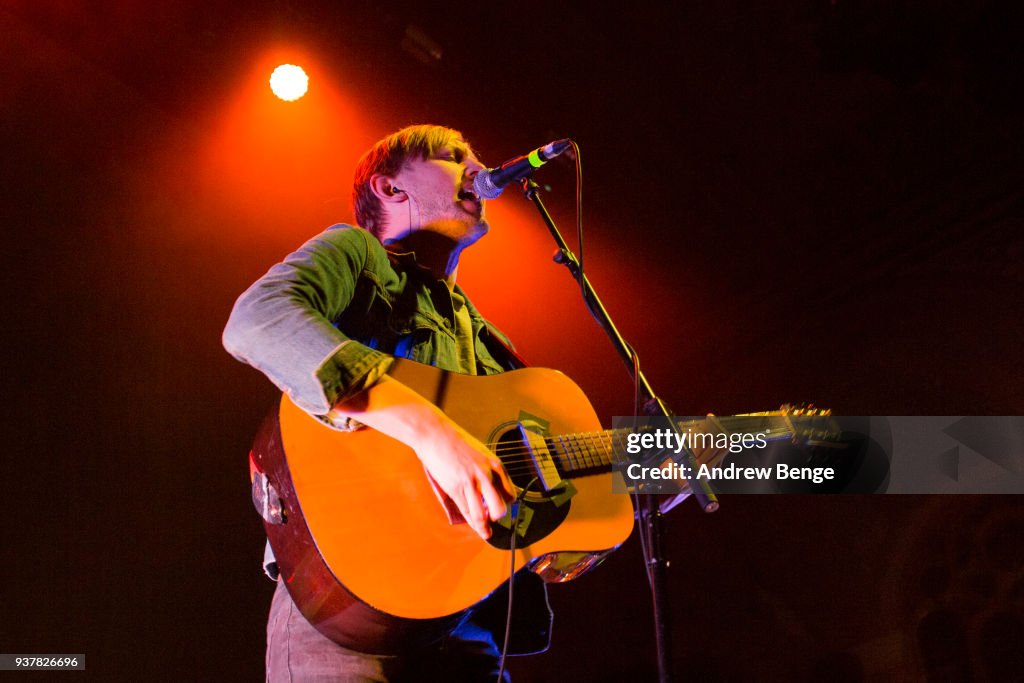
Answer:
[{"left": 542, "top": 414, "right": 820, "bottom": 479}]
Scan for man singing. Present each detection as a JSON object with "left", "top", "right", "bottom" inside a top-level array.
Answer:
[{"left": 223, "top": 125, "right": 551, "bottom": 681}]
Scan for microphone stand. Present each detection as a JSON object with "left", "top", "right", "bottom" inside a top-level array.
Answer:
[{"left": 518, "top": 177, "right": 719, "bottom": 683}]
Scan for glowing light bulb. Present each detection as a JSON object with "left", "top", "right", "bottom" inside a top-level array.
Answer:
[{"left": 269, "top": 64, "right": 308, "bottom": 101}]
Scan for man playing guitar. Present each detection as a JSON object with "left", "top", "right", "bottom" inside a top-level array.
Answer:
[{"left": 224, "top": 125, "right": 554, "bottom": 681}]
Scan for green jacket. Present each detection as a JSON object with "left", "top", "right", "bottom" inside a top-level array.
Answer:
[{"left": 223, "top": 224, "right": 520, "bottom": 416}]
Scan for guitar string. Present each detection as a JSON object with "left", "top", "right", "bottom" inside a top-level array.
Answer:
[
  {"left": 461, "top": 442, "right": 788, "bottom": 479},
  {"left": 305, "top": 417, "right": 804, "bottom": 481},
  {"left": 333, "top": 416, "right": 804, "bottom": 479},
  {"left": 484, "top": 414, "right": 801, "bottom": 458},
  {"left": 485, "top": 416, "right": 789, "bottom": 456},
  {"left": 482, "top": 416, "right": 800, "bottom": 476}
]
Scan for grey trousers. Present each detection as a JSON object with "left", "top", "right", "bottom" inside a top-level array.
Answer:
[{"left": 265, "top": 580, "right": 511, "bottom": 683}]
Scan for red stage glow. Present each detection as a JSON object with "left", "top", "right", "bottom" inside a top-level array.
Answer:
[
  {"left": 201, "top": 48, "right": 372, "bottom": 243},
  {"left": 193, "top": 46, "right": 685, "bottom": 410}
]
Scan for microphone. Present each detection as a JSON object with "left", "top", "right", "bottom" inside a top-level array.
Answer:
[{"left": 473, "top": 139, "right": 572, "bottom": 199}]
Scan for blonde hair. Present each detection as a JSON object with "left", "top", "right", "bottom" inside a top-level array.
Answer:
[{"left": 352, "top": 124, "right": 471, "bottom": 238}]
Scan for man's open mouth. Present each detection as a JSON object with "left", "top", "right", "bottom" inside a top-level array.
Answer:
[{"left": 457, "top": 188, "right": 481, "bottom": 214}]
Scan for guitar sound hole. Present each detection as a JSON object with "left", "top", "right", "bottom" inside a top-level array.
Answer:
[
  {"left": 487, "top": 427, "right": 572, "bottom": 550},
  {"left": 494, "top": 428, "right": 542, "bottom": 491}
]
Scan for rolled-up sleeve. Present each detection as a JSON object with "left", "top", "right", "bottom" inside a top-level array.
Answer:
[{"left": 222, "top": 225, "right": 394, "bottom": 416}]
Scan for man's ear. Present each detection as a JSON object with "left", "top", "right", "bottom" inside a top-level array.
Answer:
[{"left": 370, "top": 173, "right": 407, "bottom": 203}]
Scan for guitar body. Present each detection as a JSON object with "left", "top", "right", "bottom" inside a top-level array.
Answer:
[{"left": 250, "top": 360, "right": 634, "bottom": 652}]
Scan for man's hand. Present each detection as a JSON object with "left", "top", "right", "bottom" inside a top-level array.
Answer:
[
  {"left": 415, "top": 421, "right": 515, "bottom": 539},
  {"left": 331, "top": 375, "right": 515, "bottom": 540}
]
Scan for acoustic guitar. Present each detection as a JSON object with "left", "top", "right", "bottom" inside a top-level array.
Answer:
[{"left": 249, "top": 359, "right": 828, "bottom": 651}]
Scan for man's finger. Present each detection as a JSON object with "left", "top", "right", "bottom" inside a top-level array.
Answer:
[
  {"left": 479, "top": 476, "right": 507, "bottom": 522},
  {"left": 462, "top": 482, "right": 490, "bottom": 539},
  {"left": 492, "top": 462, "right": 515, "bottom": 501}
]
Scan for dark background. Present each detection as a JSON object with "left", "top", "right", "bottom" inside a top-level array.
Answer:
[{"left": 2, "top": 1, "right": 1022, "bottom": 680}]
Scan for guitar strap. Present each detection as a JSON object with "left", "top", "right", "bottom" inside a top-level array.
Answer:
[{"left": 481, "top": 322, "right": 529, "bottom": 371}]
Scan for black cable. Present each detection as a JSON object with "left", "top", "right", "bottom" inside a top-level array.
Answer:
[
  {"left": 496, "top": 478, "right": 537, "bottom": 683},
  {"left": 571, "top": 141, "right": 585, "bottom": 304}
]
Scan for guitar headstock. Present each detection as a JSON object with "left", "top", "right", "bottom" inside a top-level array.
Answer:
[
  {"left": 777, "top": 403, "right": 831, "bottom": 416},
  {"left": 737, "top": 404, "right": 839, "bottom": 446},
  {"left": 779, "top": 404, "right": 843, "bottom": 448}
]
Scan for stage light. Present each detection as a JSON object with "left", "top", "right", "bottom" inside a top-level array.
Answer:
[{"left": 269, "top": 64, "right": 308, "bottom": 101}]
